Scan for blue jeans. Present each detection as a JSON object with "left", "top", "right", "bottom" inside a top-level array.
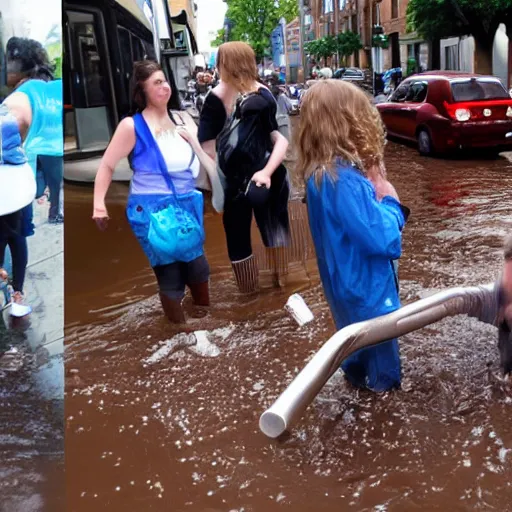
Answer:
[{"left": 37, "top": 155, "right": 63, "bottom": 219}]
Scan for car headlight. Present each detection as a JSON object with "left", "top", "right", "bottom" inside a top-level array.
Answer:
[
  {"left": 455, "top": 108, "right": 471, "bottom": 122},
  {"left": 507, "top": 106, "right": 512, "bottom": 118}
]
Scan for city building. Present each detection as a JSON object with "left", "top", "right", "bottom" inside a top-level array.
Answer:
[
  {"left": 168, "top": 0, "right": 197, "bottom": 42},
  {"left": 304, "top": 0, "right": 429, "bottom": 72}
]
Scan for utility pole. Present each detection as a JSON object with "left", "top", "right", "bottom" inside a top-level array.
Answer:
[{"left": 299, "top": 0, "right": 307, "bottom": 80}]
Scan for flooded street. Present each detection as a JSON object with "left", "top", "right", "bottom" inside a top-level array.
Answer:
[{"left": 65, "top": 133, "right": 512, "bottom": 511}]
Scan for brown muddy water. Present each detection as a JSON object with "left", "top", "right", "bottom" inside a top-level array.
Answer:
[{"left": 65, "top": 140, "right": 512, "bottom": 511}]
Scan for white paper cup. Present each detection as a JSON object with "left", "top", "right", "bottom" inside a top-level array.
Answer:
[{"left": 285, "top": 294, "right": 314, "bottom": 326}]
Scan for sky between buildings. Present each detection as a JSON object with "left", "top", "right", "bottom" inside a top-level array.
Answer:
[{"left": 196, "top": 0, "right": 227, "bottom": 52}]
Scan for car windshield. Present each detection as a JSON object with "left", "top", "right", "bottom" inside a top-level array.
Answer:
[{"left": 451, "top": 79, "right": 509, "bottom": 101}]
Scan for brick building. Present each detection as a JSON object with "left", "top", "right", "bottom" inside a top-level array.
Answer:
[{"left": 306, "top": 0, "right": 429, "bottom": 73}]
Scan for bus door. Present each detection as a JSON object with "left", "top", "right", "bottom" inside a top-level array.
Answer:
[{"left": 64, "top": 7, "right": 116, "bottom": 154}]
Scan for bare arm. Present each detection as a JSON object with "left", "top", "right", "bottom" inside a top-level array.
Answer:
[
  {"left": 251, "top": 130, "right": 288, "bottom": 188},
  {"left": 201, "top": 139, "right": 217, "bottom": 162},
  {"left": 3, "top": 92, "right": 32, "bottom": 140},
  {"left": 178, "top": 128, "right": 225, "bottom": 213},
  {"left": 93, "top": 117, "right": 136, "bottom": 218}
]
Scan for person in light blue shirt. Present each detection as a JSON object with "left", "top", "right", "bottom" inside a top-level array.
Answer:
[
  {"left": 297, "top": 79, "right": 410, "bottom": 392},
  {"left": 6, "top": 37, "right": 63, "bottom": 223},
  {"left": 0, "top": 38, "right": 62, "bottom": 315}
]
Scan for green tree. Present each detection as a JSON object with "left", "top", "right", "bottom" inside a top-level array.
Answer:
[
  {"left": 211, "top": 0, "right": 299, "bottom": 61},
  {"left": 305, "top": 36, "right": 337, "bottom": 66},
  {"left": 337, "top": 31, "right": 363, "bottom": 66},
  {"left": 406, "top": 0, "right": 512, "bottom": 74},
  {"left": 44, "top": 24, "right": 62, "bottom": 79}
]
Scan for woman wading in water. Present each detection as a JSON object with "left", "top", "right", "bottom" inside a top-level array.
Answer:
[
  {"left": 197, "top": 42, "right": 290, "bottom": 294},
  {"left": 93, "top": 61, "right": 222, "bottom": 324}
]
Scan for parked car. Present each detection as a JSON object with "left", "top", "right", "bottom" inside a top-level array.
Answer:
[
  {"left": 333, "top": 67, "right": 365, "bottom": 82},
  {"left": 376, "top": 71, "right": 512, "bottom": 156}
]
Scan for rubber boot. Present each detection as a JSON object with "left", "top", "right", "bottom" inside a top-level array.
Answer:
[
  {"left": 231, "top": 255, "right": 259, "bottom": 294},
  {"left": 189, "top": 281, "right": 210, "bottom": 306},
  {"left": 266, "top": 247, "right": 288, "bottom": 288},
  {"left": 159, "top": 293, "right": 186, "bottom": 324}
]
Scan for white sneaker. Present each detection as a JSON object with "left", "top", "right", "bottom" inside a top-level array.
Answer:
[{"left": 9, "top": 290, "right": 32, "bottom": 318}]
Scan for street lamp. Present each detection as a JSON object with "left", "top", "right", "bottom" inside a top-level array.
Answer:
[{"left": 299, "top": 0, "right": 307, "bottom": 79}]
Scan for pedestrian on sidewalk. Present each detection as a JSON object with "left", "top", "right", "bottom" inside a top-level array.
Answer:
[
  {"left": 5, "top": 37, "right": 64, "bottom": 225},
  {"left": 197, "top": 42, "right": 290, "bottom": 294},
  {"left": 0, "top": 104, "right": 36, "bottom": 317},
  {"left": 93, "top": 60, "right": 222, "bottom": 324},
  {"left": 0, "top": 37, "right": 63, "bottom": 315},
  {"left": 297, "top": 79, "right": 410, "bottom": 392}
]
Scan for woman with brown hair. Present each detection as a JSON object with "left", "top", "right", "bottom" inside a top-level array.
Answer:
[
  {"left": 92, "top": 60, "right": 221, "bottom": 324},
  {"left": 297, "top": 79, "right": 410, "bottom": 392},
  {"left": 197, "top": 41, "right": 290, "bottom": 294}
]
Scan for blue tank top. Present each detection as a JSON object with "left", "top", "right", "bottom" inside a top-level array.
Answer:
[
  {"left": 129, "top": 112, "right": 197, "bottom": 196},
  {"left": 15, "top": 79, "right": 63, "bottom": 172}
]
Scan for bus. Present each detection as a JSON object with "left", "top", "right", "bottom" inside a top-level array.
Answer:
[{"left": 63, "top": 0, "right": 205, "bottom": 185}]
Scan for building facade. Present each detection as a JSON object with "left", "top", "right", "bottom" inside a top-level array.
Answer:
[
  {"left": 306, "top": 0, "right": 430, "bottom": 73},
  {"left": 169, "top": 0, "right": 197, "bottom": 41}
]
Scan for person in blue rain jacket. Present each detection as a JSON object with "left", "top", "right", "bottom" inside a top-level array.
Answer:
[{"left": 296, "top": 79, "right": 410, "bottom": 392}]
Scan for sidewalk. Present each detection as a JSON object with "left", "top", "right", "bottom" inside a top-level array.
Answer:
[
  {"left": 0, "top": 197, "right": 64, "bottom": 398},
  {"left": 0, "top": 199, "right": 65, "bottom": 511}
]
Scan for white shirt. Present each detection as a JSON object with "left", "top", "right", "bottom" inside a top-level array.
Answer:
[{"left": 154, "top": 128, "right": 200, "bottom": 178}]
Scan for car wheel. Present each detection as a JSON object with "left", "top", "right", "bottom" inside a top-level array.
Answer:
[{"left": 417, "top": 129, "right": 434, "bottom": 156}]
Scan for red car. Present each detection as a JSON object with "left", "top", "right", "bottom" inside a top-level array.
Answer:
[{"left": 376, "top": 71, "right": 512, "bottom": 156}]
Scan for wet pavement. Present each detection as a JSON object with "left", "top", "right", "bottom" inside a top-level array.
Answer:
[
  {"left": 0, "top": 199, "right": 64, "bottom": 512},
  {"left": 65, "top": 134, "right": 512, "bottom": 511}
]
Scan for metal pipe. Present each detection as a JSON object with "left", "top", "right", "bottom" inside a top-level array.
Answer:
[{"left": 260, "top": 283, "right": 499, "bottom": 438}]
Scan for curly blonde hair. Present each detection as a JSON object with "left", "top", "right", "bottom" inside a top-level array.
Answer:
[
  {"left": 216, "top": 42, "right": 259, "bottom": 93},
  {"left": 296, "top": 79, "right": 387, "bottom": 185}
]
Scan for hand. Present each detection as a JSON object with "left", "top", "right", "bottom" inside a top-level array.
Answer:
[
  {"left": 372, "top": 175, "right": 399, "bottom": 202},
  {"left": 251, "top": 170, "right": 271, "bottom": 189},
  {"left": 92, "top": 206, "right": 109, "bottom": 231},
  {"left": 177, "top": 126, "right": 200, "bottom": 152}
]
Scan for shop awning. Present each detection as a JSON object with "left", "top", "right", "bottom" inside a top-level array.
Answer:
[
  {"left": 171, "top": 9, "right": 198, "bottom": 55},
  {"left": 115, "top": 0, "right": 152, "bottom": 31}
]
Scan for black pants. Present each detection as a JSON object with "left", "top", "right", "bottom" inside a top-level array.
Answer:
[
  {"left": 0, "top": 210, "right": 27, "bottom": 292},
  {"left": 153, "top": 255, "right": 210, "bottom": 300},
  {"left": 223, "top": 165, "right": 290, "bottom": 262}
]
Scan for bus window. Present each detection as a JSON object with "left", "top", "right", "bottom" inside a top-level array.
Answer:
[
  {"left": 142, "top": 40, "right": 156, "bottom": 60},
  {"left": 117, "top": 25, "right": 133, "bottom": 94},
  {"left": 67, "top": 9, "right": 113, "bottom": 151},
  {"left": 131, "top": 34, "right": 144, "bottom": 62}
]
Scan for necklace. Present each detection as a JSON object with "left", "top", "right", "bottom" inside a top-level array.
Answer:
[{"left": 154, "top": 124, "right": 175, "bottom": 139}]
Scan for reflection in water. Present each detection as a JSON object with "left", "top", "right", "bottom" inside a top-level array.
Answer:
[{"left": 65, "top": 140, "right": 512, "bottom": 511}]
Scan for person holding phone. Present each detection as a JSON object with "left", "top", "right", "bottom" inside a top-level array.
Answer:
[{"left": 197, "top": 42, "right": 290, "bottom": 294}]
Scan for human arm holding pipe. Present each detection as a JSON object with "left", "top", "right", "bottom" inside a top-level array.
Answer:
[
  {"left": 501, "top": 234, "right": 512, "bottom": 323},
  {"left": 92, "top": 117, "right": 136, "bottom": 230}
]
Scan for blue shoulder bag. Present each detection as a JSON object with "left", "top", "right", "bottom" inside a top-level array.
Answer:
[{"left": 138, "top": 115, "right": 204, "bottom": 263}]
